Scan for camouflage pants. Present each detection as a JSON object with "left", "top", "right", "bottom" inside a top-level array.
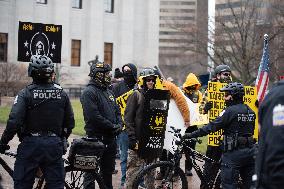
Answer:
[{"left": 125, "top": 150, "right": 155, "bottom": 189}]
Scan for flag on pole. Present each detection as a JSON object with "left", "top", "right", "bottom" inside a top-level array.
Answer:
[{"left": 255, "top": 34, "right": 270, "bottom": 103}]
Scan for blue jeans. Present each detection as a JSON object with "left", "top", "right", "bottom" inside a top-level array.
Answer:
[{"left": 118, "top": 131, "right": 129, "bottom": 186}]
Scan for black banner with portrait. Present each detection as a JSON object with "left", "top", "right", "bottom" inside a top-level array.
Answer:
[
  {"left": 138, "top": 89, "right": 170, "bottom": 161},
  {"left": 18, "top": 21, "right": 62, "bottom": 63}
]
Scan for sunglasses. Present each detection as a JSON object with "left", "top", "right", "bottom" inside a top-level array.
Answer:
[
  {"left": 221, "top": 73, "right": 231, "bottom": 77},
  {"left": 146, "top": 78, "right": 155, "bottom": 82}
]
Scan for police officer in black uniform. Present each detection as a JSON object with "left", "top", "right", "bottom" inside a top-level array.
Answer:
[
  {"left": 200, "top": 64, "right": 233, "bottom": 188},
  {"left": 0, "top": 55, "right": 75, "bottom": 189},
  {"left": 81, "top": 58, "right": 122, "bottom": 189},
  {"left": 184, "top": 82, "right": 256, "bottom": 189},
  {"left": 256, "top": 80, "right": 284, "bottom": 189}
]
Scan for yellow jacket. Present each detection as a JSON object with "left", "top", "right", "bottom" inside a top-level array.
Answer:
[
  {"left": 162, "top": 80, "right": 190, "bottom": 123},
  {"left": 182, "top": 73, "right": 203, "bottom": 103}
]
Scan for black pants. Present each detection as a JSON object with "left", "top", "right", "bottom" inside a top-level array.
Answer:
[
  {"left": 14, "top": 136, "right": 64, "bottom": 189},
  {"left": 200, "top": 145, "right": 222, "bottom": 189},
  {"left": 184, "top": 125, "right": 198, "bottom": 171},
  {"left": 221, "top": 148, "right": 255, "bottom": 189},
  {"left": 83, "top": 137, "right": 116, "bottom": 189}
]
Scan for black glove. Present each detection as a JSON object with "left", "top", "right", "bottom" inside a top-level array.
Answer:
[
  {"left": 204, "top": 101, "right": 213, "bottom": 113},
  {"left": 112, "top": 124, "right": 122, "bottom": 136},
  {"left": 182, "top": 133, "right": 195, "bottom": 140},
  {"left": 0, "top": 143, "right": 10, "bottom": 154},
  {"left": 129, "top": 140, "right": 138, "bottom": 151}
]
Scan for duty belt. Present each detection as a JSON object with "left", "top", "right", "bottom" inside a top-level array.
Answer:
[
  {"left": 237, "top": 136, "right": 255, "bottom": 148},
  {"left": 27, "top": 131, "right": 58, "bottom": 137}
]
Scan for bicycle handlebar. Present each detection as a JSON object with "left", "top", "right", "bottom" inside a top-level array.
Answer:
[{"left": 175, "top": 138, "right": 202, "bottom": 145}]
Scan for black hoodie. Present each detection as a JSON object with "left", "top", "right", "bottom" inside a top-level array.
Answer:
[{"left": 112, "top": 63, "right": 137, "bottom": 97}]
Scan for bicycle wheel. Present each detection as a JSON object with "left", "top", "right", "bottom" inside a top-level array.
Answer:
[
  {"left": 133, "top": 161, "right": 188, "bottom": 189},
  {"left": 64, "top": 166, "right": 105, "bottom": 189}
]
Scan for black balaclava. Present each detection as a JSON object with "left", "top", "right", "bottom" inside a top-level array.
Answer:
[
  {"left": 122, "top": 63, "right": 137, "bottom": 88},
  {"left": 225, "top": 94, "right": 244, "bottom": 107}
]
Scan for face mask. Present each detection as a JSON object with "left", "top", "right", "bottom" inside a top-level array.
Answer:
[
  {"left": 93, "top": 72, "right": 111, "bottom": 88},
  {"left": 104, "top": 73, "right": 112, "bottom": 86},
  {"left": 123, "top": 72, "right": 136, "bottom": 87},
  {"left": 225, "top": 98, "right": 234, "bottom": 107}
]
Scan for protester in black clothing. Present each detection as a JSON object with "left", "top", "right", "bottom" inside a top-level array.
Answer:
[
  {"left": 199, "top": 64, "right": 233, "bottom": 188},
  {"left": 113, "top": 63, "right": 137, "bottom": 97},
  {"left": 184, "top": 82, "right": 256, "bottom": 189},
  {"left": 81, "top": 58, "right": 122, "bottom": 189},
  {"left": 112, "top": 63, "right": 137, "bottom": 189},
  {"left": 256, "top": 80, "right": 284, "bottom": 189},
  {"left": 0, "top": 55, "right": 75, "bottom": 189}
]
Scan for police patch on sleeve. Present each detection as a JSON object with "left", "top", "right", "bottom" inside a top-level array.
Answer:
[
  {"left": 53, "top": 83, "right": 62, "bottom": 89},
  {"left": 14, "top": 95, "right": 18, "bottom": 104},
  {"left": 273, "top": 104, "right": 284, "bottom": 126}
]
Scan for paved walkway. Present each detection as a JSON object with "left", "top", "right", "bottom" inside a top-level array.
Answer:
[{"left": 0, "top": 124, "right": 201, "bottom": 188}]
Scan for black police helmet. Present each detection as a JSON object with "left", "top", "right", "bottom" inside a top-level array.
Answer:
[
  {"left": 88, "top": 60, "right": 112, "bottom": 78},
  {"left": 215, "top": 64, "right": 231, "bottom": 75},
  {"left": 220, "top": 82, "right": 245, "bottom": 97},
  {"left": 139, "top": 67, "right": 156, "bottom": 78},
  {"left": 138, "top": 67, "right": 156, "bottom": 88},
  {"left": 28, "top": 55, "right": 54, "bottom": 78}
]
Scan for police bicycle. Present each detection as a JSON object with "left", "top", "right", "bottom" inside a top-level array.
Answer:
[
  {"left": 132, "top": 126, "right": 221, "bottom": 189},
  {"left": 0, "top": 137, "right": 106, "bottom": 189}
]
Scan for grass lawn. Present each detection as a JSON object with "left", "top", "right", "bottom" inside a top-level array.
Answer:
[
  {"left": 71, "top": 100, "right": 85, "bottom": 136},
  {"left": 0, "top": 106, "right": 11, "bottom": 124},
  {"left": 0, "top": 99, "right": 85, "bottom": 136},
  {"left": 0, "top": 99, "right": 208, "bottom": 153}
]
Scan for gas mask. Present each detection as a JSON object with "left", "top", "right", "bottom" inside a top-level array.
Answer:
[{"left": 93, "top": 71, "right": 111, "bottom": 88}]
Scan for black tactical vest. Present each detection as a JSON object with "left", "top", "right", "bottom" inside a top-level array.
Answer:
[{"left": 24, "top": 83, "right": 66, "bottom": 136}]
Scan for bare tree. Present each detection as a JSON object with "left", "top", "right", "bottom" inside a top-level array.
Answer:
[
  {"left": 168, "top": 0, "right": 284, "bottom": 85},
  {"left": 54, "top": 63, "right": 73, "bottom": 84},
  {"left": 0, "top": 62, "right": 31, "bottom": 96}
]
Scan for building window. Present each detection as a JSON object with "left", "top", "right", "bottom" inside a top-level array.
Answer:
[
  {"left": 104, "top": 43, "right": 113, "bottom": 67},
  {"left": 71, "top": 40, "right": 81, "bottom": 66},
  {"left": 104, "top": 0, "right": 114, "bottom": 13},
  {"left": 36, "top": 0, "right": 47, "bottom": 4},
  {"left": 0, "top": 33, "right": 8, "bottom": 62},
  {"left": 72, "top": 0, "right": 82, "bottom": 9}
]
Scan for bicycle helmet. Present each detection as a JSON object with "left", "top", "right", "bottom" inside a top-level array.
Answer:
[
  {"left": 28, "top": 55, "right": 54, "bottom": 79},
  {"left": 220, "top": 82, "right": 245, "bottom": 104}
]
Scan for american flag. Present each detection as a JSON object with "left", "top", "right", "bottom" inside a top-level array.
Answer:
[{"left": 256, "top": 34, "right": 270, "bottom": 103}]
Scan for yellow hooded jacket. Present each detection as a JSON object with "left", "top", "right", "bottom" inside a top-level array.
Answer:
[{"left": 182, "top": 73, "right": 203, "bottom": 103}]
